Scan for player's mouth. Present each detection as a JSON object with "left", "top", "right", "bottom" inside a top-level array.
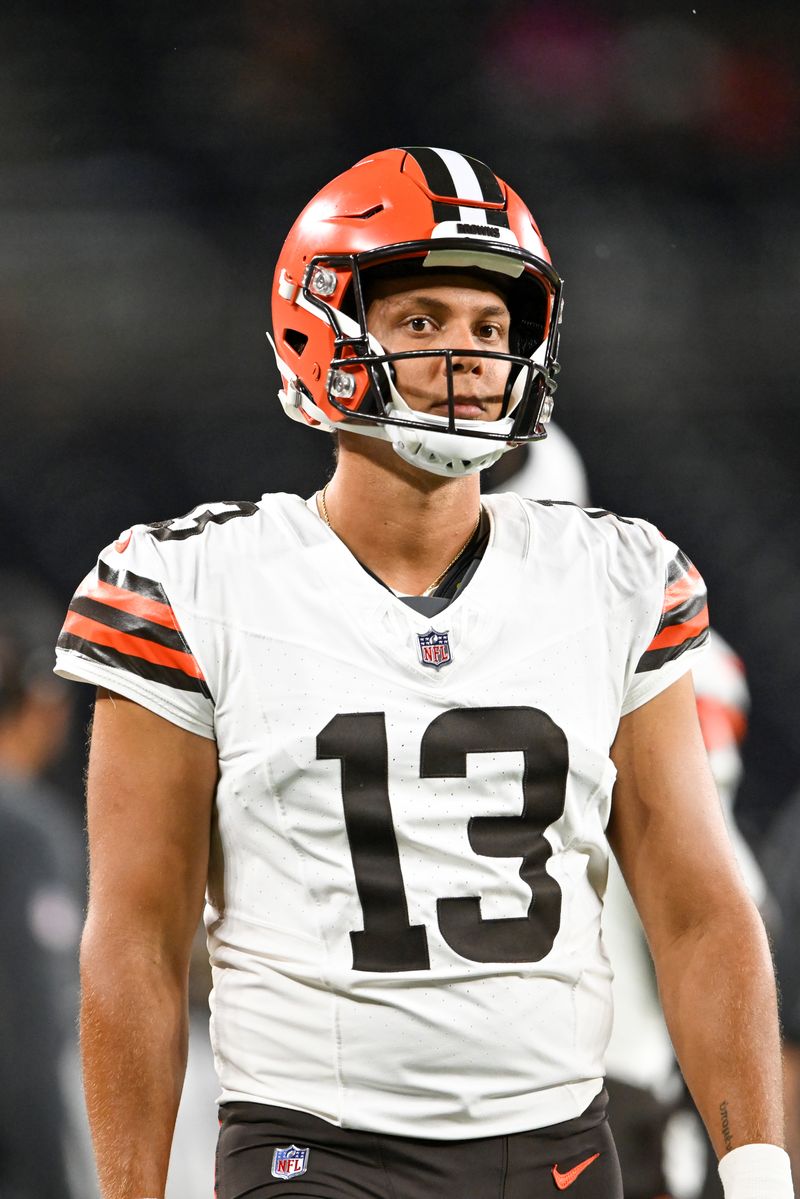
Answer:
[{"left": 428, "top": 400, "right": 492, "bottom": 420}]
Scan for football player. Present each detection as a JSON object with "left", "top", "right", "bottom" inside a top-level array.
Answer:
[{"left": 55, "top": 148, "right": 791, "bottom": 1199}]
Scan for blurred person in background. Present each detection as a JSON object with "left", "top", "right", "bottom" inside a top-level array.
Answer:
[
  {"left": 0, "top": 574, "right": 85, "bottom": 894},
  {"left": 487, "top": 429, "right": 771, "bottom": 1199},
  {"left": 55, "top": 147, "right": 789, "bottom": 1199},
  {"left": 0, "top": 579, "right": 87, "bottom": 1198}
]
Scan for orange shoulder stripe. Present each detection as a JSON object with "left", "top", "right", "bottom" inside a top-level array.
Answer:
[
  {"left": 74, "top": 578, "right": 177, "bottom": 630},
  {"left": 62, "top": 610, "right": 206, "bottom": 680},
  {"left": 647, "top": 604, "right": 709, "bottom": 652}
]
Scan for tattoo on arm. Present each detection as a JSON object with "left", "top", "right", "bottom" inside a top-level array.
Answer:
[{"left": 720, "top": 1100, "right": 733, "bottom": 1153}]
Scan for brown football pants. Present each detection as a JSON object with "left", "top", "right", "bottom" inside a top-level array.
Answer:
[{"left": 215, "top": 1089, "right": 622, "bottom": 1198}]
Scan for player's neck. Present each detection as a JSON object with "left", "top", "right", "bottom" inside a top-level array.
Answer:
[{"left": 321, "top": 434, "right": 482, "bottom": 596}]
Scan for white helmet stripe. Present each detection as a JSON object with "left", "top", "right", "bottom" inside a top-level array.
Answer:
[
  {"left": 429, "top": 147, "right": 484, "bottom": 202},
  {"left": 429, "top": 147, "right": 489, "bottom": 224}
]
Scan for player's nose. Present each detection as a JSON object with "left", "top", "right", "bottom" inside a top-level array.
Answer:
[{"left": 446, "top": 321, "right": 484, "bottom": 373}]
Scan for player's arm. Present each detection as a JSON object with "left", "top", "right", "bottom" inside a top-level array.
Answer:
[
  {"left": 81, "top": 689, "right": 218, "bottom": 1199},
  {"left": 608, "top": 673, "right": 784, "bottom": 1161}
]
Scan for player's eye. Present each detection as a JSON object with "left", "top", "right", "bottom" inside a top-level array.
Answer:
[
  {"left": 406, "top": 316, "right": 434, "bottom": 333},
  {"left": 477, "top": 323, "right": 503, "bottom": 339}
]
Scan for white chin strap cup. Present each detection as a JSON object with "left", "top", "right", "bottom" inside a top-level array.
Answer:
[{"left": 386, "top": 417, "right": 509, "bottom": 478}]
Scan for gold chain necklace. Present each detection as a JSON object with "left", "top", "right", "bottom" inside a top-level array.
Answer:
[
  {"left": 318, "top": 483, "right": 334, "bottom": 530},
  {"left": 318, "top": 484, "right": 481, "bottom": 598},
  {"left": 420, "top": 510, "right": 482, "bottom": 596}
]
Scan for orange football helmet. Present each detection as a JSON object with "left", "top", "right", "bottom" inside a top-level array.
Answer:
[{"left": 269, "top": 147, "right": 564, "bottom": 476}]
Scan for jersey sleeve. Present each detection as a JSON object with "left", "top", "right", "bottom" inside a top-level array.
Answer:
[
  {"left": 54, "top": 526, "right": 215, "bottom": 739},
  {"left": 621, "top": 538, "right": 710, "bottom": 716}
]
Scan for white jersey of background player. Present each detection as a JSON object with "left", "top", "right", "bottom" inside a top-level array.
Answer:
[
  {"left": 491, "top": 432, "right": 767, "bottom": 1091},
  {"left": 490, "top": 428, "right": 771, "bottom": 1199}
]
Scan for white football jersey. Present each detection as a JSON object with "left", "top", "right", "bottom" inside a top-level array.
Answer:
[{"left": 55, "top": 492, "right": 708, "bottom": 1138}]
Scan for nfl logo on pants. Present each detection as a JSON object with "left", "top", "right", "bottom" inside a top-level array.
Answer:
[{"left": 271, "top": 1145, "right": 310, "bottom": 1179}]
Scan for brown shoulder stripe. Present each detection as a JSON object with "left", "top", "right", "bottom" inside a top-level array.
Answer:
[
  {"left": 59, "top": 559, "right": 210, "bottom": 697},
  {"left": 57, "top": 630, "right": 211, "bottom": 696}
]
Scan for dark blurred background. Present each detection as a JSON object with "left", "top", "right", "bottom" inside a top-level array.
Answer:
[{"left": 3, "top": 0, "right": 799, "bottom": 839}]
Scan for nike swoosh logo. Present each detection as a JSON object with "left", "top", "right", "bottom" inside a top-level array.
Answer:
[{"left": 551, "top": 1152, "right": 600, "bottom": 1190}]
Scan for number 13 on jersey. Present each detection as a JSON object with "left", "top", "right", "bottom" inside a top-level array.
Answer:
[{"left": 317, "top": 706, "right": 568, "bottom": 972}]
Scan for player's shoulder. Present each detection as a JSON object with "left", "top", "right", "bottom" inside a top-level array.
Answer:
[
  {"left": 529, "top": 496, "right": 655, "bottom": 533},
  {"left": 130, "top": 493, "right": 303, "bottom": 546},
  {"left": 111, "top": 493, "right": 308, "bottom": 559},
  {"left": 490, "top": 493, "right": 676, "bottom": 599},
  {"left": 89, "top": 493, "right": 309, "bottom": 603},
  {"left": 496, "top": 494, "right": 662, "bottom": 553}
]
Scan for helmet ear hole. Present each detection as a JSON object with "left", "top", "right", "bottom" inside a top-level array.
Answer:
[
  {"left": 509, "top": 275, "right": 548, "bottom": 358},
  {"left": 514, "top": 315, "right": 545, "bottom": 358},
  {"left": 284, "top": 329, "right": 309, "bottom": 356}
]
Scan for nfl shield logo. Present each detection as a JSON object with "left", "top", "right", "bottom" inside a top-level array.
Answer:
[
  {"left": 271, "top": 1145, "right": 310, "bottom": 1180},
  {"left": 417, "top": 627, "right": 452, "bottom": 670}
]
